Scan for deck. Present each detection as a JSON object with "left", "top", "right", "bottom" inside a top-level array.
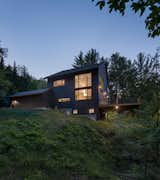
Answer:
[{"left": 100, "top": 97, "right": 141, "bottom": 111}]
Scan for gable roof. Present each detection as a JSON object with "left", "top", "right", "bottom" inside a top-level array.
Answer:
[
  {"left": 44, "top": 64, "right": 99, "bottom": 79},
  {"left": 10, "top": 88, "right": 49, "bottom": 98}
]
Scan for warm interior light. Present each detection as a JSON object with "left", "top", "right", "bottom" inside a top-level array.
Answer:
[
  {"left": 103, "top": 91, "right": 107, "bottom": 96},
  {"left": 98, "top": 85, "right": 102, "bottom": 89},
  {"left": 83, "top": 89, "right": 87, "bottom": 96},
  {"left": 73, "top": 109, "right": 78, "bottom": 114},
  {"left": 89, "top": 108, "right": 95, "bottom": 114},
  {"left": 115, "top": 105, "right": 119, "bottom": 110}
]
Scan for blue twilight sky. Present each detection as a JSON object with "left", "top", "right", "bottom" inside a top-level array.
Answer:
[{"left": 0, "top": 0, "right": 159, "bottom": 78}]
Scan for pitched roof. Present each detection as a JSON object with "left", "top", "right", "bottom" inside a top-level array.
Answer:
[
  {"left": 44, "top": 64, "right": 99, "bottom": 79},
  {"left": 10, "top": 88, "right": 49, "bottom": 98}
]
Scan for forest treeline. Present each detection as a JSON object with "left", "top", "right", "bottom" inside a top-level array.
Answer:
[
  {"left": 73, "top": 48, "right": 160, "bottom": 105},
  {"left": 0, "top": 46, "right": 47, "bottom": 106},
  {"left": 1, "top": 45, "right": 160, "bottom": 109}
]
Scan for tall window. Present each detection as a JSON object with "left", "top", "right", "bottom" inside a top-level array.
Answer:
[
  {"left": 75, "top": 73, "right": 92, "bottom": 101},
  {"left": 53, "top": 79, "right": 65, "bottom": 87}
]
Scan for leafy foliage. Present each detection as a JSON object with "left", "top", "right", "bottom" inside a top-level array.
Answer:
[
  {"left": 92, "top": 0, "right": 160, "bottom": 37},
  {"left": 0, "top": 108, "right": 160, "bottom": 179}
]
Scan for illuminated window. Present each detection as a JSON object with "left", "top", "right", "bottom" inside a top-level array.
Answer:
[
  {"left": 58, "top": 98, "right": 71, "bottom": 103},
  {"left": 75, "top": 73, "right": 92, "bottom": 101},
  {"left": 53, "top": 80, "right": 65, "bottom": 87},
  {"left": 89, "top": 108, "right": 95, "bottom": 114},
  {"left": 75, "top": 73, "right": 92, "bottom": 88},
  {"left": 73, "top": 109, "right": 78, "bottom": 114},
  {"left": 75, "top": 88, "right": 92, "bottom": 100}
]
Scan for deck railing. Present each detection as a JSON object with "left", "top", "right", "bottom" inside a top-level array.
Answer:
[{"left": 106, "top": 96, "right": 140, "bottom": 105}]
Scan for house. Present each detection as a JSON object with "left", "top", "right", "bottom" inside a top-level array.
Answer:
[{"left": 11, "top": 63, "right": 109, "bottom": 119}]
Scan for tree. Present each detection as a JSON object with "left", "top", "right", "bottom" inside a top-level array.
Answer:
[
  {"left": 72, "top": 49, "right": 101, "bottom": 68},
  {"left": 0, "top": 47, "right": 7, "bottom": 70},
  {"left": 92, "top": 0, "right": 160, "bottom": 37},
  {"left": 108, "top": 53, "right": 136, "bottom": 98},
  {"left": 133, "top": 51, "right": 160, "bottom": 101},
  {"left": 72, "top": 51, "right": 85, "bottom": 68}
]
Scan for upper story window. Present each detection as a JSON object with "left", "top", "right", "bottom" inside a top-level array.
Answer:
[
  {"left": 75, "top": 73, "right": 92, "bottom": 101},
  {"left": 53, "top": 79, "right": 65, "bottom": 87},
  {"left": 75, "top": 73, "right": 92, "bottom": 89}
]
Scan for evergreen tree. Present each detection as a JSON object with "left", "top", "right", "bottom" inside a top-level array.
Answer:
[
  {"left": 72, "top": 49, "right": 100, "bottom": 68},
  {"left": 0, "top": 48, "right": 5, "bottom": 70}
]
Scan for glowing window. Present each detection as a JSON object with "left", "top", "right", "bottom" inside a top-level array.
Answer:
[
  {"left": 73, "top": 109, "right": 78, "bottom": 114},
  {"left": 89, "top": 108, "right": 95, "bottom": 114},
  {"left": 58, "top": 98, "right": 71, "bottom": 103},
  {"left": 53, "top": 80, "right": 65, "bottom": 87},
  {"left": 75, "top": 73, "right": 92, "bottom": 89},
  {"left": 75, "top": 88, "right": 92, "bottom": 101}
]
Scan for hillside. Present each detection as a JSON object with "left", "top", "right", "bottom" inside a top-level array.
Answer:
[{"left": 0, "top": 109, "right": 159, "bottom": 180}]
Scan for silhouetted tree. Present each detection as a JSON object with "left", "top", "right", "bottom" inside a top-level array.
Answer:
[
  {"left": 92, "top": 0, "right": 160, "bottom": 37},
  {"left": 73, "top": 49, "right": 100, "bottom": 68}
]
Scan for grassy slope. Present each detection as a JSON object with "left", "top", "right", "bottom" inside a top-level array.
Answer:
[{"left": 0, "top": 109, "right": 159, "bottom": 180}]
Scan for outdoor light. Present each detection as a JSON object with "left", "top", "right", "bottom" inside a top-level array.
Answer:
[
  {"left": 115, "top": 105, "right": 119, "bottom": 110},
  {"left": 12, "top": 100, "right": 18, "bottom": 105}
]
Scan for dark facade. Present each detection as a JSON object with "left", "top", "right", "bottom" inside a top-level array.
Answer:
[
  {"left": 10, "top": 63, "right": 109, "bottom": 119},
  {"left": 10, "top": 89, "right": 50, "bottom": 109},
  {"left": 45, "top": 63, "right": 108, "bottom": 119}
]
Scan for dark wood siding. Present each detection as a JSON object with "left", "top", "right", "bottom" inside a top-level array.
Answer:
[
  {"left": 48, "top": 69, "right": 99, "bottom": 115},
  {"left": 11, "top": 93, "right": 49, "bottom": 108}
]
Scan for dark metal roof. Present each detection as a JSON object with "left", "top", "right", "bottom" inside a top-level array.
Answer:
[
  {"left": 10, "top": 88, "right": 49, "bottom": 98},
  {"left": 44, "top": 64, "right": 99, "bottom": 79}
]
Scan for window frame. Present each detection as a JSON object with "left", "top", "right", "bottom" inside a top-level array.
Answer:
[{"left": 74, "top": 72, "right": 92, "bottom": 101}]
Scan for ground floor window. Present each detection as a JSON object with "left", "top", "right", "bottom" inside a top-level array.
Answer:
[
  {"left": 73, "top": 109, "right": 78, "bottom": 114},
  {"left": 89, "top": 108, "right": 95, "bottom": 114},
  {"left": 58, "top": 98, "right": 71, "bottom": 102}
]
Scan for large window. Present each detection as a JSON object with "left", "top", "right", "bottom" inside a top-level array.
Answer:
[
  {"left": 75, "top": 73, "right": 92, "bottom": 88},
  {"left": 53, "top": 79, "right": 65, "bottom": 87},
  {"left": 75, "top": 73, "right": 92, "bottom": 101}
]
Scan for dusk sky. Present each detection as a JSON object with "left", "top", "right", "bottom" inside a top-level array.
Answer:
[{"left": 0, "top": 0, "right": 159, "bottom": 78}]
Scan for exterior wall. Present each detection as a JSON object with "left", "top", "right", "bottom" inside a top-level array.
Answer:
[
  {"left": 11, "top": 93, "right": 49, "bottom": 109},
  {"left": 48, "top": 69, "right": 99, "bottom": 118},
  {"left": 98, "top": 63, "right": 109, "bottom": 107}
]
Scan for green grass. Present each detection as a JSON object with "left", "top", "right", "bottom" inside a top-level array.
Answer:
[{"left": 0, "top": 108, "right": 159, "bottom": 180}]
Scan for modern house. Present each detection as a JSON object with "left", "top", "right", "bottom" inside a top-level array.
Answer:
[
  {"left": 11, "top": 63, "right": 109, "bottom": 119},
  {"left": 10, "top": 62, "right": 140, "bottom": 119}
]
